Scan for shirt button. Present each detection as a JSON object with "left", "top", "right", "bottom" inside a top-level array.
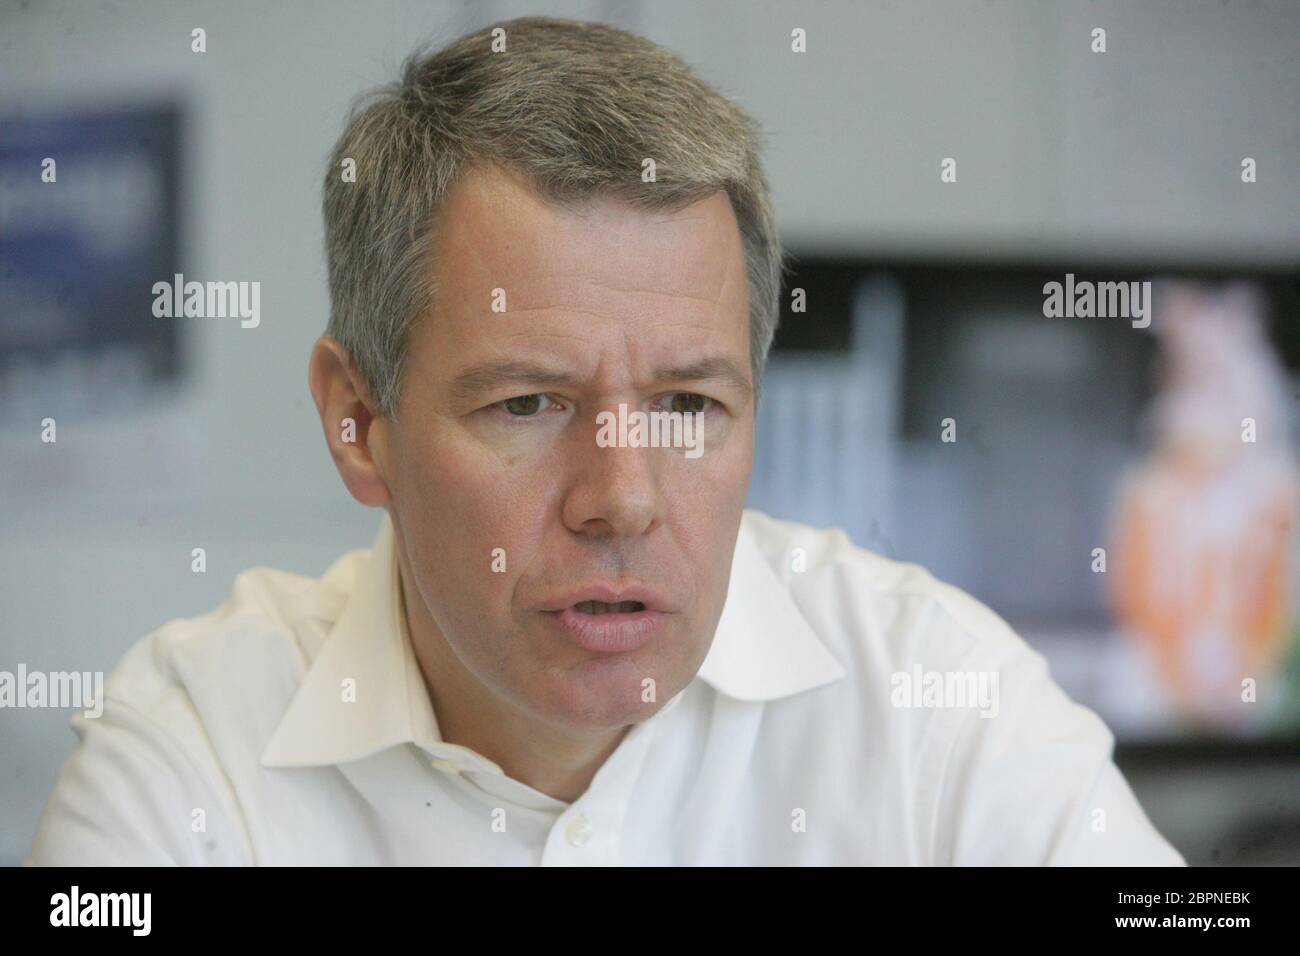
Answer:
[
  {"left": 565, "top": 813, "right": 593, "bottom": 847},
  {"left": 429, "top": 757, "right": 460, "bottom": 776}
]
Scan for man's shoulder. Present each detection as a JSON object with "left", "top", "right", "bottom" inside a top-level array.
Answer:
[
  {"left": 99, "top": 544, "right": 370, "bottom": 739},
  {"left": 739, "top": 508, "right": 1037, "bottom": 672}
]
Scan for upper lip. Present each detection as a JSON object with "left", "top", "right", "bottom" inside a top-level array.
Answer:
[{"left": 544, "top": 584, "right": 670, "bottom": 613}]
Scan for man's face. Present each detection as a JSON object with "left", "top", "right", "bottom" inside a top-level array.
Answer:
[{"left": 377, "top": 165, "right": 755, "bottom": 730}]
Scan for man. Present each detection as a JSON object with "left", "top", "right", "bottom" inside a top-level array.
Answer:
[{"left": 29, "top": 16, "right": 1184, "bottom": 865}]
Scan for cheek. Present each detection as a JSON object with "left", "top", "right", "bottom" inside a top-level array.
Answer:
[
  {"left": 664, "top": 430, "right": 752, "bottom": 579},
  {"left": 666, "top": 414, "right": 753, "bottom": 506},
  {"left": 700, "top": 424, "right": 754, "bottom": 579},
  {"left": 395, "top": 429, "right": 550, "bottom": 602}
]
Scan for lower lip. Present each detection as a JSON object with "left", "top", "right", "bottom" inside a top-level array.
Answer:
[{"left": 548, "top": 606, "right": 666, "bottom": 653}]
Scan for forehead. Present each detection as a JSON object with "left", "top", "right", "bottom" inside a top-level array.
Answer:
[{"left": 421, "top": 165, "right": 749, "bottom": 358}]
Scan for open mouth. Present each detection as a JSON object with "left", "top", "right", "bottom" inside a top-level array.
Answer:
[{"left": 573, "top": 600, "right": 646, "bottom": 615}]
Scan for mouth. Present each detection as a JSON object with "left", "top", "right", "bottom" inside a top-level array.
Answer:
[
  {"left": 543, "top": 590, "right": 668, "bottom": 653},
  {"left": 543, "top": 584, "right": 668, "bottom": 615},
  {"left": 572, "top": 600, "right": 646, "bottom": 615}
]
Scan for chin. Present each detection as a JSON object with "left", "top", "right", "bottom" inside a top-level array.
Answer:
[{"left": 529, "top": 652, "right": 671, "bottom": 730}]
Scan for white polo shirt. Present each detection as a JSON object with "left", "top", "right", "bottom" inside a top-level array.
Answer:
[{"left": 27, "top": 509, "right": 1184, "bottom": 865}]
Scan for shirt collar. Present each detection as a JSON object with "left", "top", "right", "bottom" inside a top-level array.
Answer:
[{"left": 261, "top": 511, "right": 845, "bottom": 769}]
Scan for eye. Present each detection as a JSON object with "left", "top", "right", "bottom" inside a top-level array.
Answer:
[
  {"left": 497, "top": 393, "right": 557, "bottom": 417},
  {"left": 659, "top": 392, "right": 715, "bottom": 415}
]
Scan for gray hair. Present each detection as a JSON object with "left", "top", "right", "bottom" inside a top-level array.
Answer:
[{"left": 322, "top": 16, "right": 783, "bottom": 419}]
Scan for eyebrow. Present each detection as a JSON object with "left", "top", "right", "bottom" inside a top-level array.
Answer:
[
  {"left": 654, "top": 357, "right": 754, "bottom": 400},
  {"left": 448, "top": 356, "right": 754, "bottom": 402},
  {"left": 449, "top": 361, "right": 574, "bottom": 401}
]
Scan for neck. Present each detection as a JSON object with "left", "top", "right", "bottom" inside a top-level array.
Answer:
[{"left": 397, "top": 564, "right": 629, "bottom": 804}]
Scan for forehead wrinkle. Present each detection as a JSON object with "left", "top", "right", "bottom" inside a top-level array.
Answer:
[
  {"left": 503, "top": 273, "right": 726, "bottom": 313},
  {"left": 493, "top": 327, "right": 607, "bottom": 346},
  {"left": 495, "top": 305, "right": 629, "bottom": 323},
  {"left": 569, "top": 277, "right": 726, "bottom": 307},
  {"left": 460, "top": 324, "right": 745, "bottom": 396},
  {"left": 495, "top": 317, "right": 729, "bottom": 353},
  {"left": 706, "top": 256, "right": 740, "bottom": 340}
]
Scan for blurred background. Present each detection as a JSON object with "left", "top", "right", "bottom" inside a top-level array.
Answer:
[{"left": 1, "top": 0, "right": 1297, "bottom": 865}]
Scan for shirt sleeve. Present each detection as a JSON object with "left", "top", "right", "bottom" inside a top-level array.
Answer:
[
  {"left": 928, "top": 643, "right": 1186, "bottom": 866},
  {"left": 26, "top": 696, "right": 250, "bottom": 866}
]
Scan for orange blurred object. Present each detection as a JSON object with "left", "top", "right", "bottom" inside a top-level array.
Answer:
[{"left": 1108, "top": 282, "right": 1298, "bottom": 728}]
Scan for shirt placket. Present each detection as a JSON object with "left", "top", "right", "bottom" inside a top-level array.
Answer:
[{"left": 539, "top": 700, "right": 671, "bottom": 866}]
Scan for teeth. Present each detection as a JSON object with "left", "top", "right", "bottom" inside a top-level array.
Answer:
[{"left": 576, "top": 600, "right": 644, "bottom": 615}]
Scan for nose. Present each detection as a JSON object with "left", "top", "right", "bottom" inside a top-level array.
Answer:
[{"left": 561, "top": 418, "right": 660, "bottom": 538}]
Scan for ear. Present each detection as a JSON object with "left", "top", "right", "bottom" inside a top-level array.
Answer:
[{"left": 308, "top": 336, "right": 393, "bottom": 507}]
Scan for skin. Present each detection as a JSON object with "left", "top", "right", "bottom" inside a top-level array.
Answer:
[{"left": 308, "top": 163, "right": 755, "bottom": 802}]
